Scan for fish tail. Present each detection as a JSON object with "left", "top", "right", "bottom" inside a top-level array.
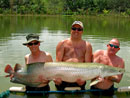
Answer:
[{"left": 4, "top": 64, "right": 13, "bottom": 74}]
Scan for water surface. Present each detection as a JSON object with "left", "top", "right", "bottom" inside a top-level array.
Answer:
[{"left": 0, "top": 16, "right": 130, "bottom": 98}]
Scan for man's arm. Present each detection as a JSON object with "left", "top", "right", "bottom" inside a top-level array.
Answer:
[
  {"left": 46, "top": 52, "right": 53, "bottom": 62},
  {"left": 92, "top": 50, "right": 104, "bottom": 63},
  {"left": 108, "top": 59, "right": 125, "bottom": 83},
  {"left": 56, "top": 41, "right": 65, "bottom": 61},
  {"left": 107, "top": 74, "right": 123, "bottom": 83},
  {"left": 25, "top": 56, "right": 27, "bottom": 65},
  {"left": 54, "top": 41, "right": 65, "bottom": 85},
  {"left": 24, "top": 54, "right": 29, "bottom": 65},
  {"left": 85, "top": 42, "right": 93, "bottom": 62}
]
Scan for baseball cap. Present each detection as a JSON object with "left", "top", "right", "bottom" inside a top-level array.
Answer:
[{"left": 72, "top": 21, "right": 83, "bottom": 28}]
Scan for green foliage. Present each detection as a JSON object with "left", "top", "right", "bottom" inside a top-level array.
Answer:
[
  {"left": 18, "top": 6, "right": 26, "bottom": 14},
  {"left": 63, "top": 9, "right": 73, "bottom": 15},
  {"left": 103, "top": 9, "right": 109, "bottom": 15},
  {"left": 3, "top": 9, "right": 12, "bottom": 14},
  {"left": 0, "top": 0, "right": 10, "bottom": 8},
  {"left": 126, "top": 9, "right": 130, "bottom": 16},
  {"left": 45, "top": 0, "right": 64, "bottom": 15},
  {"left": 121, "top": 12, "right": 126, "bottom": 16},
  {"left": 0, "top": 0, "right": 130, "bottom": 15},
  {"left": 0, "top": 8, "right": 3, "bottom": 13}
]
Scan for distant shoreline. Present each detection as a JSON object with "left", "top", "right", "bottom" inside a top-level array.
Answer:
[{"left": 0, "top": 14, "right": 129, "bottom": 18}]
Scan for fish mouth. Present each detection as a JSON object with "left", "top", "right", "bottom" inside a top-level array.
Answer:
[{"left": 10, "top": 77, "right": 42, "bottom": 87}]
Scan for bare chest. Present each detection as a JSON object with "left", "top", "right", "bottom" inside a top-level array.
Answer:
[
  {"left": 27, "top": 54, "right": 47, "bottom": 64},
  {"left": 108, "top": 59, "right": 120, "bottom": 67},
  {"left": 99, "top": 56, "right": 119, "bottom": 67},
  {"left": 64, "top": 44, "right": 86, "bottom": 58}
]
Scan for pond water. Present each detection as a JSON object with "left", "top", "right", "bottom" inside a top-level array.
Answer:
[{"left": 0, "top": 16, "right": 130, "bottom": 98}]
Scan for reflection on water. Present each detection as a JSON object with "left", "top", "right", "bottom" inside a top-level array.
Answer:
[{"left": 0, "top": 16, "right": 130, "bottom": 97}]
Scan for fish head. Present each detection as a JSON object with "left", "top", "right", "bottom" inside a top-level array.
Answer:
[
  {"left": 101, "top": 66, "right": 125, "bottom": 77},
  {"left": 10, "top": 77, "right": 19, "bottom": 83},
  {"left": 10, "top": 76, "right": 30, "bottom": 86}
]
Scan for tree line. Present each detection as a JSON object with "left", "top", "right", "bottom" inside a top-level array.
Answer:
[{"left": 0, "top": 0, "right": 130, "bottom": 16}]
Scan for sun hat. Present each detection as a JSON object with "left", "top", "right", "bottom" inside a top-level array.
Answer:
[
  {"left": 23, "top": 34, "right": 43, "bottom": 45},
  {"left": 72, "top": 21, "right": 83, "bottom": 28}
]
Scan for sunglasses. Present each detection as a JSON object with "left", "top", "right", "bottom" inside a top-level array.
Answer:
[
  {"left": 71, "top": 27, "right": 83, "bottom": 31},
  {"left": 28, "top": 42, "right": 39, "bottom": 46},
  {"left": 109, "top": 44, "right": 119, "bottom": 48}
]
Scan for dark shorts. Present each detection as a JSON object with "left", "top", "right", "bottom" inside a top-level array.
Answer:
[
  {"left": 26, "top": 85, "right": 50, "bottom": 91},
  {"left": 55, "top": 81, "right": 86, "bottom": 91},
  {"left": 90, "top": 85, "right": 114, "bottom": 96}
]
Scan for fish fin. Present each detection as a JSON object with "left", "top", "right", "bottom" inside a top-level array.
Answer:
[
  {"left": 4, "top": 64, "right": 14, "bottom": 74},
  {"left": 90, "top": 79, "right": 101, "bottom": 86},
  {"left": 14, "top": 63, "right": 22, "bottom": 72}
]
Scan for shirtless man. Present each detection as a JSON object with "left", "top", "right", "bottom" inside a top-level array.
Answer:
[
  {"left": 91, "top": 38, "right": 125, "bottom": 96},
  {"left": 54, "top": 21, "right": 93, "bottom": 90},
  {"left": 23, "top": 34, "right": 53, "bottom": 91}
]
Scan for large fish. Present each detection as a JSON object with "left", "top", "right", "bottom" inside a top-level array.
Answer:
[{"left": 4, "top": 62, "right": 125, "bottom": 87}]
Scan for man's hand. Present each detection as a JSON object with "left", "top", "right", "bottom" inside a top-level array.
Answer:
[
  {"left": 36, "top": 75, "right": 50, "bottom": 87},
  {"left": 98, "top": 77, "right": 105, "bottom": 82},
  {"left": 53, "top": 78, "right": 62, "bottom": 85},
  {"left": 76, "top": 78, "right": 86, "bottom": 86},
  {"left": 37, "top": 79, "right": 50, "bottom": 87},
  {"left": 107, "top": 76, "right": 118, "bottom": 82}
]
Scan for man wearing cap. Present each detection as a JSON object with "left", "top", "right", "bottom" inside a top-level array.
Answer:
[
  {"left": 23, "top": 34, "right": 53, "bottom": 91},
  {"left": 54, "top": 21, "right": 93, "bottom": 90}
]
